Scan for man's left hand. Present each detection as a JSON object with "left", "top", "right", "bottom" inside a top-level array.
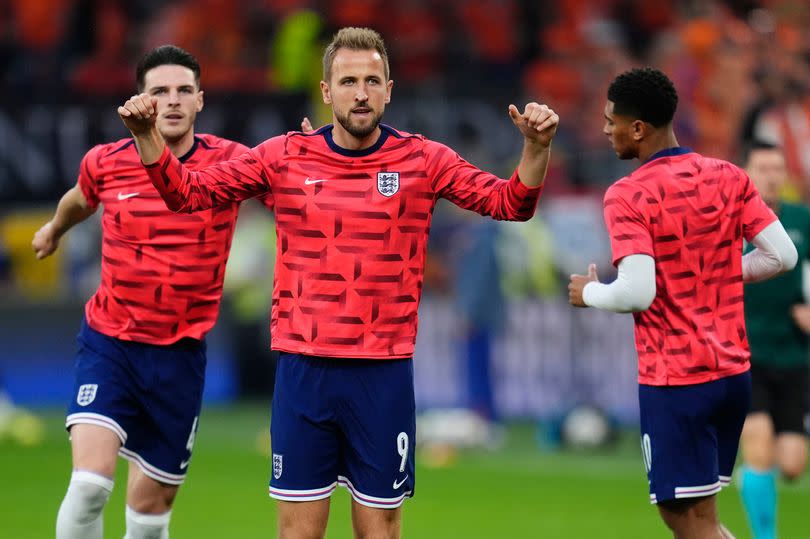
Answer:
[
  {"left": 568, "top": 263, "right": 599, "bottom": 307},
  {"left": 508, "top": 103, "right": 559, "bottom": 148}
]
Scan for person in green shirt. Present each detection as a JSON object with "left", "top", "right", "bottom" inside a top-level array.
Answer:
[{"left": 739, "top": 140, "right": 810, "bottom": 539}]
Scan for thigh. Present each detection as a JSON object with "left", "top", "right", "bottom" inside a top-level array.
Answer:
[
  {"left": 119, "top": 338, "right": 206, "bottom": 487},
  {"left": 715, "top": 370, "right": 751, "bottom": 482},
  {"left": 70, "top": 423, "right": 121, "bottom": 478},
  {"left": 66, "top": 320, "right": 139, "bottom": 446},
  {"left": 771, "top": 365, "right": 809, "bottom": 435},
  {"left": 748, "top": 363, "right": 773, "bottom": 415},
  {"left": 639, "top": 381, "right": 725, "bottom": 505},
  {"left": 276, "top": 499, "right": 331, "bottom": 539},
  {"left": 270, "top": 354, "right": 341, "bottom": 501},
  {"left": 352, "top": 500, "right": 402, "bottom": 539},
  {"left": 337, "top": 358, "right": 415, "bottom": 509}
]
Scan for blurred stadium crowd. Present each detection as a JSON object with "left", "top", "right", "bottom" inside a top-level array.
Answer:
[
  {"left": 3, "top": 0, "right": 810, "bottom": 190},
  {"left": 1, "top": 0, "right": 810, "bottom": 422}
]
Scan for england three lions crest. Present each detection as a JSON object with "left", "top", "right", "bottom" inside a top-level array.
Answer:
[
  {"left": 76, "top": 384, "right": 98, "bottom": 407},
  {"left": 377, "top": 172, "right": 400, "bottom": 197},
  {"left": 273, "top": 453, "right": 283, "bottom": 479}
]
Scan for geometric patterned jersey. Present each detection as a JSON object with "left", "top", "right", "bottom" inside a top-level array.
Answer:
[
  {"left": 79, "top": 134, "right": 250, "bottom": 344},
  {"left": 603, "top": 148, "right": 776, "bottom": 386},
  {"left": 146, "top": 124, "right": 543, "bottom": 359}
]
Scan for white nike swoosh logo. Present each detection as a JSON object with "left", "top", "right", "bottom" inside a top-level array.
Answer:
[
  {"left": 393, "top": 475, "right": 408, "bottom": 489},
  {"left": 117, "top": 192, "right": 140, "bottom": 200},
  {"left": 180, "top": 459, "right": 190, "bottom": 469},
  {"left": 304, "top": 178, "right": 328, "bottom": 185}
]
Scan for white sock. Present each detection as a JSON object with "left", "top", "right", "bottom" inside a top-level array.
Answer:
[
  {"left": 124, "top": 505, "right": 171, "bottom": 539},
  {"left": 56, "top": 470, "right": 114, "bottom": 539}
]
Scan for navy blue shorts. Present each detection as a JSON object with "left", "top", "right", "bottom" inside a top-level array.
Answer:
[
  {"left": 66, "top": 318, "right": 206, "bottom": 485},
  {"left": 269, "top": 353, "right": 416, "bottom": 508},
  {"left": 639, "top": 370, "right": 751, "bottom": 504}
]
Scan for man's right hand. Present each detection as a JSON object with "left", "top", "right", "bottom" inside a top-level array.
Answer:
[
  {"left": 118, "top": 93, "right": 159, "bottom": 135},
  {"left": 32, "top": 221, "right": 59, "bottom": 260}
]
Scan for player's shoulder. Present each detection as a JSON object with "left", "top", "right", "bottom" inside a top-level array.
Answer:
[
  {"left": 605, "top": 174, "right": 637, "bottom": 198},
  {"left": 87, "top": 138, "right": 137, "bottom": 160},
  {"left": 698, "top": 154, "right": 745, "bottom": 177},
  {"left": 82, "top": 138, "right": 139, "bottom": 175},
  {"left": 286, "top": 124, "right": 328, "bottom": 144},
  {"left": 380, "top": 124, "right": 424, "bottom": 142},
  {"left": 194, "top": 133, "right": 250, "bottom": 157}
]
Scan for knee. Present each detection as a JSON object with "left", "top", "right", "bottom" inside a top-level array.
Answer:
[
  {"left": 65, "top": 471, "right": 114, "bottom": 523},
  {"left": 278, "top": 521, "right": 326, "bottom": 539},
  {"left": 352, "top": 511, "right": 400, "bottom": 539},
  {"left": 126, "top": 475, "right": 178, "bottom": 514},
  {"left": 127, "top": 490, "right": 177, "bottom": 514},
  {"left": 781, "top": 463, "right": 805, "bottom": 482}
]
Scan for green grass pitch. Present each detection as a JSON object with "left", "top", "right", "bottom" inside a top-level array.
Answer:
[{"left": 2, "top": 404, "right": 808, "bottom": 538}]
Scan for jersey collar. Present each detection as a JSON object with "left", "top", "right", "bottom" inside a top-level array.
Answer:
[
  {"left": 178, "top": 136, "right": 201, "bottom": 163},
  {"left": 644, "top": 146, "right": 693, "bottom": 164},
  {"left": 323, "top": 124, "right": 390, "bottom": 157}
]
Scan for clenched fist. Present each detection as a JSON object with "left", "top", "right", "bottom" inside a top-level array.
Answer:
[{"left": 118, "top": 93, "right": 159, "bottom": 135}]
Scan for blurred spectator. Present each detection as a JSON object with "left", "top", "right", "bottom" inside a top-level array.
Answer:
[
  {"left": 69, "top": 0, "right": 134, "bottom": 95},
  {"left": 427, "top": 204, "right": 505, "bottom": 435},
  {"left": 6, "top": 0, "right": 73, "bottom": 97},
  {"left": 379, "top": 0, "right": 445, "bottom": 86},
  {"left": 143, "top": 0, "right": 267, "bottom": 92}
]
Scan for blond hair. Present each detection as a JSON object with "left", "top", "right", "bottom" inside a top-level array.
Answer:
[{"left": 322, "top": 27, "right": 389, "bottom": 82}]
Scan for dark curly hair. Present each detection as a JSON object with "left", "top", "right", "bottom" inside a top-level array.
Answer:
[
  {"left": 607, "top": 67, "right": 678, "bottom": 127},
  {"left": 136, "top": 45, "right": 200, "bottom": 92}
]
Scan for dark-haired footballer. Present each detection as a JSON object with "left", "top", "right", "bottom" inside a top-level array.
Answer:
[
  {"left": 738, "top": 140, "right": 810, "bottom": 539},
  {"left": 568, "top": 67, "right": 797, "bottom": 539},
  {"left": 33, "top": 45, "right": 270, "bottom": 539}
]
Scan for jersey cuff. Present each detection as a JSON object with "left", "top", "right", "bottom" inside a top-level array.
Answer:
[{"left": 511, "top": 169, "right": 544, "bottom": 195}]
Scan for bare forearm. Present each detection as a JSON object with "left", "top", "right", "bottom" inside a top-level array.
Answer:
[
  {"left": 132, "top": 125, "right": 166, "bottom": 165},
  {"left": 51, "top": 186, "right": 96, "bottom": 237},
  {"left": 517, "top": 140, "right": 551, "bottom": 188}
]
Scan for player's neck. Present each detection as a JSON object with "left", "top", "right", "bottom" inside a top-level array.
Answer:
[
  {"left": 638, "top": 130, "right": 679, "bottom": 163},
  {"left": 331, "top": 124, "right": 381, "bottom": 151},
  {"left": 166, "top": 130, "right": 196, "bottom": 158}
]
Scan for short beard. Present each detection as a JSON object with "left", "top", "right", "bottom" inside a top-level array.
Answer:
[{"left": 335, "top": 109, "right": 383, "bottom": 139}]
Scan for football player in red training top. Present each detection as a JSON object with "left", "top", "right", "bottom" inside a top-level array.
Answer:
[
  {"left": 118, "top": 26, "right": 558, "bottom": 539},
  {"left": 568, "top": 67, "right": 797, "bottom": 539},
  {"left": 33, "top": 45, "right": 269, "bottom": 539}
]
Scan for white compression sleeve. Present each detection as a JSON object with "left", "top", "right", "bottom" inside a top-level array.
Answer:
[
  {"left": 582, "top": 254, "right": 656, "bottom": 313},
  {"left": 124, "top": 506, "right": 171, "bottom": 539},
  {"left": 56, "top": 470, "right": 114, "bottom": 539},
  {"left": 742, "top": 220, "right": 798, "bottom": 282}
]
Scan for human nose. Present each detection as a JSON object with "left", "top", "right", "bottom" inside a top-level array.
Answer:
[{"left": 355, "top": 84, "right": 368, "bottom": 102}]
